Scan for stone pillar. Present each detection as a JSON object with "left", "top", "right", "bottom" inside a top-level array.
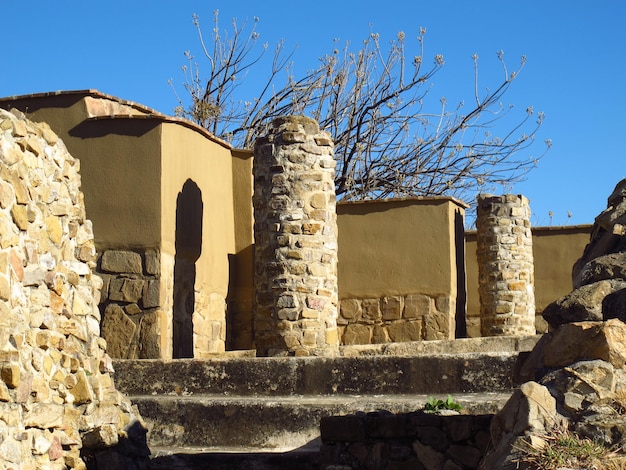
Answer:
[
  {"left": 253, "top": 116, "right": 339, "bottom": 356},
  {"left": 476, "top": 194, "right": 535, "bottom": 336}
]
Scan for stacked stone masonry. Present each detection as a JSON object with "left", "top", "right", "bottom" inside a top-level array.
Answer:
[
  {"left": 253, "top": 116, "right": 339, "bottom": 356},
  {"left": 339, "top": 294, "right": 455, "bottom": 345},
  {"left": 476, "top": 194, "right": 535, "bottom": 337},
  {"left": 320, "top": 411, "right": 492, "bottom": 470},
  {"left": 0, "top": 108, "right": 148, "bottom": 469},
  {"left": 98, "top": 249, "right": 161, "bottom": 359}
]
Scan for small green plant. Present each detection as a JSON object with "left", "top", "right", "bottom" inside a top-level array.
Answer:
[{"left": 423, "top": 395, "right": 462, "bottom": 412}]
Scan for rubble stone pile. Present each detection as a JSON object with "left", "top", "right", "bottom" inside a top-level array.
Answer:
[
  {"left": 480, "top": 178, "right": 626, "bottom": 468},
  {"left": 0, "top": 108, "right": 148, "bottom": 469}
]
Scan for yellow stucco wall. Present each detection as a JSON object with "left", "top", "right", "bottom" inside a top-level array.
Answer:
[
  {"left": 337, "top": 198, "right": 466, "bottom": 299},
  {"left": 0, "top": 95, "right": 163, "bottom": 248},
  {"left": 160, "top": 122, "right": 235, "bottom": 298},
  {"left": 465, "top": 225, "right": 592, "bottom": 334}
]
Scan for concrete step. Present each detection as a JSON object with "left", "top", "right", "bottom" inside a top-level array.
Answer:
[
  {"left": 112, "top": 350, "right": 528, "bottom": 398},
  {"left": 132, "top": 392, "right": 511, "bottom": 450},
  {"left": 112, "top": 338, "right": 537, "bottom": 462}
]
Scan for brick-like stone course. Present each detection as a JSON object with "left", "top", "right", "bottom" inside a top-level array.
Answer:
[
  {"left": 0, "top": 108, "right": 148, "bottom": 469},
  {"left": 320, "top": 411, "right": 492, "bottom": 469},
  {"left": 339, "top": 294, "right": 455, "bottom": 345}
]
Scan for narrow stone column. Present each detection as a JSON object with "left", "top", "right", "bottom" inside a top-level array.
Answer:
[
  {"left": 476, "top": 194, "right": 535, "bottom": 336},
  {"left": 253, "top": 116, "right": 339, "bottom": 356}
]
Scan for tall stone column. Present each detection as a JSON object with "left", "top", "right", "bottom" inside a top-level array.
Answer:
[
  {"left": 476, "top": 194, "right": 535, "bottom": 336},
  {"left": 253, "top": 116, "right": 339, "bottom": 356}
]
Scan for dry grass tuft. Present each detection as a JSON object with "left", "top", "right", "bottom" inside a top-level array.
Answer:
[{"left": 515, "top": 426, "right": 626, "bottom": 470}]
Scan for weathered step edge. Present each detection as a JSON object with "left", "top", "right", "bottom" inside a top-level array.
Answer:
[
  {"left": 134, "top": 392, "right": 512, "bottom": 449},
  {"left": 113, "top": 352, "right": 527, "bottom": 397}
]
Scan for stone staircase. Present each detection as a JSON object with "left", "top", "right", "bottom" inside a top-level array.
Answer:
[{"left": 111, "top": 336, "right": 539, "bottom": 469}]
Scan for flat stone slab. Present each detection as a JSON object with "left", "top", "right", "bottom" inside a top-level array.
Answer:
[
  {"left": 135, "top": 392, "right": 511, "bottom": 450},
  {"left": 113, "top": 351, "right": 525, "bottom": 397}
]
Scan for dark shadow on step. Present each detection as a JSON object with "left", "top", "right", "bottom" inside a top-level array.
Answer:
[{"left": 149, "top": 439, "right": 321, "bottom": 470}]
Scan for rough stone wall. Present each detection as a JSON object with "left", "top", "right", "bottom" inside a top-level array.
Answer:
[
  {"left": 320, "top": 411, "right": 491, "bottom": 469},
  {"left": 98, "top": 249, "right": 161, "bottom": 359},
  {"left": 0, "top": 108, "right": 148, "bottom": 469},
  {"left": 253, "top": 116, "right": 339, "bottom": 356},
  {"left": 338, "top": 294, "right": 455, "bottom": 345},
  {"left": 476, "top": 194, "right": 535, "bottom": 336}
]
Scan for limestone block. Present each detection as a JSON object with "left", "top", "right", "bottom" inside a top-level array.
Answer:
[
  {"left": 1, "top": 363, "right": 21, "bottom": 388},
  {"left": 101, "top": 305, "right": 137, "bottom": 359},
  {"left": 343, "top": 324, "right": 371, "bottom": 345},
  {"left": 424, "top": 313, "right": 454, "bottom": 340},
  {"left": 404, "top": 294, "right": 431, "bottom": 319},
  {"left": 372, "top": 325, "right": 389, "bottom": 344},
  {"left": 0, "top": 381, "right": 10, "bottom": 402},
  {"left": 382, "top": 296, "right": 403, "bottom": 321},
  {"left": 108, "top": 279, "right": 145, "bottom": 303},
  {"left": 137, "top": 310, "right": 161, "bottom": 359},
  {"left": 388, "top": 321, "right": 421, "bottom": 343},
  {"left": 101, "top": 250, "right": 143, "bottom": 274},
  {"left": 10, "top": 204, "right": 28, "bottom": 231},
  {"left": 361, "top": 299, "right": 381, "bottom": 323},
  {"left": 144, "top": 250, "right": 160, "bottom": 276},
  {"left": 0, "top": 274, "right": 9, "bottom": 301},
  {"left": 68, "top": 370, "right": 94, "bottom": 405},
  {"left": 23, "top": 403, "right": 65, "bottom": 428}
]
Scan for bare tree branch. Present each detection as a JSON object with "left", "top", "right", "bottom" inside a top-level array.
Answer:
[{"left": 170, "top": 12, "right": 551, "bottom": 208}]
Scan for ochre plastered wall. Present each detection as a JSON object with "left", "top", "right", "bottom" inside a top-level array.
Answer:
[
  {"left": 160, "top": 122, "right": 236, "bottom": 356},
  {"left": 465, "top": 225, "right": 592, "bottom": 336},
  {"left": 336, "top": 198, "right": 467, "bottom": 344},
  {"left": 337, "top": 198, "right": 464, "bottom": 298},
  {"left": 227, "top": 149, "right": 255, "bottom": 350},
  {"left": 0, "top": 93, "right": 162, "bottom": 248}
]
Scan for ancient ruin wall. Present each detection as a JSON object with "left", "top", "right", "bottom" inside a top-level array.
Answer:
[
  {"left": 253, "top": 116, "right": 339, "bottom": 356},
  {"left": 0, "top": 108, "right": 148, "bottom": 469},
  {"left": 476, "top": 194, "right": 535, "bottom": 336}
]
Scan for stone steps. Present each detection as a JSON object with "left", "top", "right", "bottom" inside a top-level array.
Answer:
[
  {"left": 131, "top": 392, "right": 511, "bottom": 450},
  {"left": 112, "top": 337, "right": 538, "bottom": 467}
]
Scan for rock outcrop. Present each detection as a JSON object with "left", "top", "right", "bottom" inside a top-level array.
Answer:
[
  {"left": 0, "top": 108, "right": 148, "bottom": 469},
  {"left": 480, "top": 179, "right": 626, "bottom": 468}
]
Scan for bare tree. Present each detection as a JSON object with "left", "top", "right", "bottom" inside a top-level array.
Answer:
[{"left": 170, "top": 11, "right": 550, "bottom": 203}]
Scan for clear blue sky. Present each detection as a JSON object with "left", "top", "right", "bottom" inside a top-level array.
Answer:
[{"left": 3, "top": 1, "right": 624, "bottom": 227}]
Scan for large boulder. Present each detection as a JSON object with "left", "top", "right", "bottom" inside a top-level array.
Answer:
[
  {"left": 573, "top": 178, "right": 626, "bottom": 287},
  {"left": 517, "top": 319, "right": 626, "bottom": 382},
  {"left": 542, "top": 279, "right": 626, "bottom": 328},
  {"left": 480, "top": 180, "right": 626, "bottom": 468}
]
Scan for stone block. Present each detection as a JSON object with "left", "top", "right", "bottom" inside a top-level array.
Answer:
[
  {"left": 142, "top": 280, "right": 160, "bottom": 308},
  {"left": 343, "top": 324, "right": 371, "bottom": 345},
  {"left": 339, "top": 299, "right": 362, "bottom": 324},
  {"left": 144, "top": 249, "right": 160, "bottom": 276},
  {"left": 361, "top": 299, "right": 381, "bottom": 323},
  {"left": 404, "top": 294, "right": 431, "bottom": 319},
  {"left": 382, "top": 296, "right": 403, "bottom": 320},
  {"left": 109, "top": 279, "right": 145, "bottom": 303},
  {"left": 101, "top": 304, "right": 137, "bottom": 359},
  {"left": 388, "top": 321, "right": 422, "bottom": 342},
  {"left": 372, "top": 325, "right": 389, "bottom": 344},
  {"left": 424, "top": 313, "right": 454, "bottom": 340},
  {"left": 1, "top": 363, "right": 21, "bottom": 388},
  {"left": 101, "top": 250, "right": 143, "bottom": 274}
]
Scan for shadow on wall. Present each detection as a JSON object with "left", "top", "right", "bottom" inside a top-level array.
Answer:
[{"left": 173, "top": 179, "right": 203, "bottom": 358}]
